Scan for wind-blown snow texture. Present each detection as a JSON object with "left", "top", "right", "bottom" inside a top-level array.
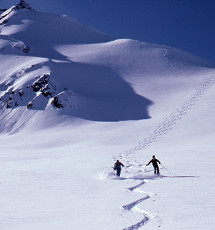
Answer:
[{"left": 0, "top": 1, "right": 215, "bottom": 230}]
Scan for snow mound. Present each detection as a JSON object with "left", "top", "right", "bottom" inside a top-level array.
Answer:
[{"left": 58, "top": 39, "right": 214, "bottom": 72}]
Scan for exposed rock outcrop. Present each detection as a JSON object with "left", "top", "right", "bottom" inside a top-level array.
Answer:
[{"left": 14, "top": 0, "right": 34, "bottom": 11}]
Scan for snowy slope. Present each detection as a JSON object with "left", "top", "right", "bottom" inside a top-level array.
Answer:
[{"left": 0, "top": 1, "right": 215, "bottom": 230}]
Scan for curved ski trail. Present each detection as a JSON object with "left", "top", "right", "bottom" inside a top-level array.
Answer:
[{"left": 121, "top": 167, "right": 157, "bottom": 230}]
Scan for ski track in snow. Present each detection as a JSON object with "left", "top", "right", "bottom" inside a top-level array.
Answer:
[
  {"left": 10, "top": 110, "right": 37, "bottom": 134},
  {"left": 119, "top": 165, "right": 157, "bottom": 230},
  {"left": 0, "top": 109, "right": 17, "bottom": 132},
  {"left": 114, "top": 74, "right": 215, "bottom": 230},
  {"left": 122, "top": 184, "right": 154, "bottom": 230}
]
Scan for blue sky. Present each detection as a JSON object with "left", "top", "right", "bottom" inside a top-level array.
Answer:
[{"left": 1, "top": 0, "right": 215, "bottom": 64}]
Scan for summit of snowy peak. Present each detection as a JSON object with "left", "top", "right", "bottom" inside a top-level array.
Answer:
[
  {"left": 0, "top": 3, "right": 112, "bottom": 57},
  {"left": 0, "top": 1, "right": 34, "bottom": 23},
  {"left": 14, "top": 0, "right": 34, "bottom": 11}
]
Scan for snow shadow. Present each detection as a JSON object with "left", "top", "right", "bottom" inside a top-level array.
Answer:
[
  {"left": 119, "top": 174, "right": 161, "bottom": 181},
  {"left": 98, "top": 170, "right": 161, "bottom": 181},
  {"left": 50, "top": 61, "right": 152, "bottom": 122},
  {"left": 3, "top": 10, "right": 152, "bottom": 121},
  {"left": 162, "top": 175, "right": 199, "bottom": 178}
]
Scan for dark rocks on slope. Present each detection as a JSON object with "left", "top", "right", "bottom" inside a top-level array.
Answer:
[
  {"left": 14, "top": 0, "right": 34, "bottom": 11},
  {"left": 52, "top": 96, "right": 63, "bottom": 108}
]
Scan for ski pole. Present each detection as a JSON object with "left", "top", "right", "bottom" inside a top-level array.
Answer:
[
  {"left": 161, "top": 164, "right": 171, "bottom": 174},
  {"left": 124, "top": 167, "right": 131, "bottom": 174}
]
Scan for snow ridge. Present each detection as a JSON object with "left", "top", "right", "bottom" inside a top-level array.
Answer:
[{"left": 0, "top": 1, "right": 34, "bottom": 25}]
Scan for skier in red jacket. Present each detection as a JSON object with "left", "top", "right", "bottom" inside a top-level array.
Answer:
[{"left": 146, "top": 155, "right": 161, "bottom": 174}]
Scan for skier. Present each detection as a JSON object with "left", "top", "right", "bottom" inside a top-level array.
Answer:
[
  {"left": 146, "top": 155, "right": 161, "bottom": 174},
  {"left": 114, "top": 160, "right": 124, "bottom": 176}
]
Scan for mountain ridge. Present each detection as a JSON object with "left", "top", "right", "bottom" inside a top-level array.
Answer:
[{"left": 0, "top": 1, "right": 214, "bottom": 132}]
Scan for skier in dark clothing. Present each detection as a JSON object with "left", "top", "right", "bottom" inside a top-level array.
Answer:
[
  {"left": 146, "top": 155, "right": 161, "bottom": 174},
  {"left": 114, "top": 160, "right": 124, "bottom": 176}
]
